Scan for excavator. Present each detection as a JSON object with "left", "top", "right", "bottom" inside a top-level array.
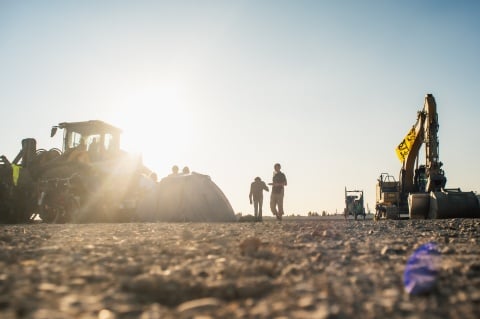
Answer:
[
  {"left": 0, "top": 120, "right": 154, "bottom": 223},
  {"left": 375, "top": 94, "right": 480, "bottom": 220}
]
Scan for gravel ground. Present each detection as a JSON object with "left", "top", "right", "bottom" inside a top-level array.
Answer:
[{"left": 0, "top": 218, "right": 479, "bottom": 319}]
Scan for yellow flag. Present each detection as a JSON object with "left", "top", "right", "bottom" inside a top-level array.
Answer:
[{"left": 395, "top": 127, "right": 416, "bottom": 162}]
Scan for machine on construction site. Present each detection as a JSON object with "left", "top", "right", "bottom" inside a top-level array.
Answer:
[
  {"left": 0, "top": 120, "right": 154, "bottom": 223},
  {"left": 344, "top": 187, "right": 366, "bottom": 220},
  {"left": 375, "top": 94, "right": 480, "bottom": 220}
]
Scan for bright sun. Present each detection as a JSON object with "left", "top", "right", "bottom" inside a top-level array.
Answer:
[{"left": 111, "top": 86, "right": 194, "bottom": 177}]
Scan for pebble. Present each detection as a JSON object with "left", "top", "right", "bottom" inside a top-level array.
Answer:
[{"left": 176, "top": 298, "right": 222, "bottom": 313}]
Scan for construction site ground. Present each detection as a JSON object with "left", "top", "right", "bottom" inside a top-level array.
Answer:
[{"left": 0, "top": 217, "right": 479, "bottom": 319}]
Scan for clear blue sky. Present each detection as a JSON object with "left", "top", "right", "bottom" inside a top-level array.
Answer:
[{"left": 1, "top": 0, "right": 479, "bottom": 216}]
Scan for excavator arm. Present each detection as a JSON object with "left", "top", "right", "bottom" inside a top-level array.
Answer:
[
  {"left": 423, "top": 94, "right": 446, "bottom": 192},
  {"left": 400, "top": 110, "right": 425, "bottom": 194},
  {"left": 400, "top": 94, "right": 446, "bottom": 194}
]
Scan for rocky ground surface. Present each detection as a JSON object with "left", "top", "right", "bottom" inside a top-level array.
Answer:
[{"left": 0, "top": 217, "right": 479, "bottom": 319}]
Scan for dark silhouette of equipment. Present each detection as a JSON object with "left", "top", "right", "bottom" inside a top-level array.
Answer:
[
  {"left": 0, "top": 120, "right": 152, "bottom": 223},
  {"left": 344, "top": 187, "right": 366, "bottom": 220},
  {"left": 375, "top": 94, "right": 480, "bottom": 220}
]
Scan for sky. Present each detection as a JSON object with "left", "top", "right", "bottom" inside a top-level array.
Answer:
[{"left": 1, "top": 0, "right": 479, "bottom": 216}]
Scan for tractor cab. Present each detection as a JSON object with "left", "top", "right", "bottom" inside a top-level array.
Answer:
[{"left": 51, "top": 120, "right": 122, "bottom": 162}]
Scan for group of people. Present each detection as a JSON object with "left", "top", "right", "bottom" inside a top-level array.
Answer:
[
  {"left": 249, "top": 163, "right": 287, "bottom": 222},
  {"left": 168, "top": 165, "right": 190, "bottom": 176},
  {"left": 163, "top": 162, "right": 286, "bottom": 222}
]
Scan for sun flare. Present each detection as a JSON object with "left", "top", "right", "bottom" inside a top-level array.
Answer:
[{"left": 111, "top": 86, "right": 194, "bottom": 177}]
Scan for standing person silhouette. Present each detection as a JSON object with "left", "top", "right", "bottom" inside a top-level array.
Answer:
[
  {"left": 169, "top": 165, "right": 179, "bottom": 176},
  {"left": 269, "top": 163, "right": 287, "bottom": 221},
  {"left": 249, "top": 177, "right": 269, "bottom": 222}
]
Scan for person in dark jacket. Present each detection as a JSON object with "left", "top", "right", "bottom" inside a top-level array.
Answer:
[
  {"left": 249, "top": 177, "right": 269, "bottom": 221},
  {"left": 269, "top": 163, "right": 287, "bottom": 220}
]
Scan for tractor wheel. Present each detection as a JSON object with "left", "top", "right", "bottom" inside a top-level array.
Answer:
[
  {"left": 39, "top": 195, "right": 69, "bottom": 223},
  {"left": 39, "top": 205, "right": 56, "bottom": 223},
  {"left": 55, "top": 195, "right": 80, "bottom": 223}
]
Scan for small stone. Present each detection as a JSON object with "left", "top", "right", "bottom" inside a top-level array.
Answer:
[
  {"left": 182, "top": 230, "right": 194, "bottom": 240},
  {"left": 381, "top": 246, "right": 390, "bottom": 255},
  {"left": 239, "top": 237, "right": 261, "bottom": 256},
  {"left": 176, "top": 298, "right": 222, "bottom": 313},
  {"left": 98, "top": 309, "right": 116, "bottom": 319},
  {"left": 322, "top": 230, "right": 332, "bottom": 237},
  {"left": 297, "top": 295, "right": 315, "bottom": 309},
  {"left": 440, "top": 246, "right": 455, "bottom": 254}
]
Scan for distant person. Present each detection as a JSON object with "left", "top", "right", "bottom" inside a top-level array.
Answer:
[
  {"left": 67, "top": 137, "right": 89, "bottom": 163},
  {"left": 182, "top": 166, "right": 190, "bottom": 175},
  {"left": 169, "top": 165, "right": 179, "bottom": 177},
  {"left": 88, "top": 138, "right": 101, "bottom": 160},
  {"left": 88, "top": 138, "right": 99, "bottom": 152},
  {"left": 149, "top": 172, "right": 158, "bottom": 182},
  {"left": 269, "top": 163, "right": 287, "bottom": 221},
  {"left": 73, "top": 137, "right": 87, "bottom": 151},
  {"left": 249, "top": 177, "right": 269, "bottom": 222}
]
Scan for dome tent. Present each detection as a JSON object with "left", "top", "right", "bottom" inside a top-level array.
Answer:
[{"left": 136, "top": 172, "right": 236, "bottom": 222}]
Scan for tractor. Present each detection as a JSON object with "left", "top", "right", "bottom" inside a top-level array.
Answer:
[
  {"left": 0, "top": 120, "right": 154, "bottom": 223},
  {"left": 344, "top": 187, "right": 366, "bottom": 220}
]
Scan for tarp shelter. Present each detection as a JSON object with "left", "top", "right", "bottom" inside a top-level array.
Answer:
[{"left": 136, "top": 172, "right": 236, "bottom": 222}]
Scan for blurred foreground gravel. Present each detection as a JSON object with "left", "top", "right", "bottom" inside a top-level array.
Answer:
[{"left": 0, "top": 218, "right": 479, "bottom": 319}]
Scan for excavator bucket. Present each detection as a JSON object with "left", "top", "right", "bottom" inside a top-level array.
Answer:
[
  {"left": 409, "top": 190, "right": 480, "bottom": 219},
  {"left": 428, "top": 190, "right": 480, "bottom": 219}
]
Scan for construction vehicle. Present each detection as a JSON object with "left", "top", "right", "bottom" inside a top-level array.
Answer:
[
  {"left": 344, "top": 187, "right": 366, "bottom": 220},
  {"left": 375, "top": 94, "right": 480, "bottom": 220},
  {"left": 0, "top": 120, "right": 154, "bottom": 223}
]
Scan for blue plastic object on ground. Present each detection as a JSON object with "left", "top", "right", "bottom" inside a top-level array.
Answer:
[{"left": 403, "top": 242, "right": 441, "bottom": 295}]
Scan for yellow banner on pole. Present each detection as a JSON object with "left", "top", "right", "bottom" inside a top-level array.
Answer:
[{"left": 395, "top": 127, "right": 416, "bottom": 162}]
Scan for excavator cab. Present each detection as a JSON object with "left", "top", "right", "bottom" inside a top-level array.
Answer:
[{"left": 413, "top": 165, "right": 427, "bottom": 192}]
